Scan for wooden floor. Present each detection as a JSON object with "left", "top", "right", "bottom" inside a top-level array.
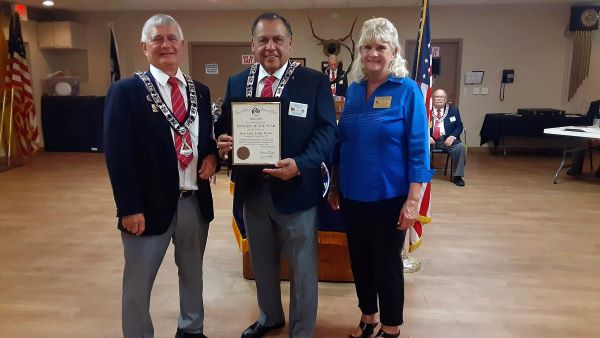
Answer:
[{"left": 0, "top": 150, "right": 599, "bottom": 338}]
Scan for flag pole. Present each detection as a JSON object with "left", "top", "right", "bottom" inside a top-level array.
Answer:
[
  {"left": 403, "top": 0, "right": 432, "bottom": 273},
  {"left": 7, "top": 87, "right": 14, "bottom": 168},
  {"left": 402, "top": 248, "right": 422, "bottom": 273},
  {"left": 0, "top": 88, "right": 6, "bottom": 150}
]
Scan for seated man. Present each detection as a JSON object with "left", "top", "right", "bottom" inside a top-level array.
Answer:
[
  {"left": 567, "top": 139, "right": 600, "bottom": 178},
  {"left": 323, "top": 54, "right": 347, "bottom": 97},
  {"left": 430, "top": 89, "right": 467, "bottom": 186},
  {"left": 567, "top": 99, "right": 600, "bottom": 177}
]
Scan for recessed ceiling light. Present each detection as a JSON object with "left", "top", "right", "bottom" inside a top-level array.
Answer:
[{"left": 42, "top": 0, "right": 55, "bottom": 6}]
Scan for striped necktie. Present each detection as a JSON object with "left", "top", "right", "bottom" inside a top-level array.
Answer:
[
  {"left": 260, "top": 75, "right": 276, "bottom": 98},
  {"left": 167, "top": 76, "right": 193, "bottom": 169},
  {"left": 433, "top": 109, "right": 442, "bottom": 140}
]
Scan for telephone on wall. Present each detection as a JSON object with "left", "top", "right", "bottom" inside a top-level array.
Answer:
[
  {"left": 500, "top": 69, "right": 514, "bottom": 101},
  {"left": 502, "top": 69, "right": 514, "bottom": 84}
]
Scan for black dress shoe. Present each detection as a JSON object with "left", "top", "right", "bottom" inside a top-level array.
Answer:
[
  {"left": 241, "top": 321, "right": 285, "bottom": 338},
  {"left": 567, "top": 168, "right": 580, "bottom": 176},
  {"left": 374, "top": 328, "right": 400, "bottom": 338},
  {"left": 175, "top": 328, "right": 207, "bottom": 338},
  {"left": 452, "top": 176, "right": 465, "bottom": 186}
]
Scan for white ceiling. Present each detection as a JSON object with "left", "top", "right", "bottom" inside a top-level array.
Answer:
[{"left": 5, "top": 0, "right": 596, "bottom": 11}]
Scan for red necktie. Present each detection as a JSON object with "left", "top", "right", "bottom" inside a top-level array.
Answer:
[
  {"left": 329, "top": 69, "right": 336, "bottom": 95},
  {"left": 433, "top": 109, "right": 442, "bottom": 140},
  {"left": 260, "top": 75, "right": 276, "bottom": 98},
  {"left": 167, "top": 76, "right": 193, "bottom": 169}
]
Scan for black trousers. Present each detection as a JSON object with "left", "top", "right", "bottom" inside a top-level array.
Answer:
[{"left": 341, "top": 195, "right": 407, "bottom": 326}]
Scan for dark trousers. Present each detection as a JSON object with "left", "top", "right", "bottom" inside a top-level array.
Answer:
[{"left": 341, "top": 195, "right": 407, "bottom": 326}]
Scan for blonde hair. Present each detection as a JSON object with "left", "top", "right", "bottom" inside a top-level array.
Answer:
[{"left": 347, "top": 17, "right": 409, "bottom": 84}]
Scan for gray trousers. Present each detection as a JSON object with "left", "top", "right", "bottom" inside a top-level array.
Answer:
[
  {"left": 121, "top": 193, "right": 209, "bottom": 338},
  {"left": 243, "top": 182, "right": 318, "bottom": 338},
  {"left": 433, "top": 140, "right": 466, "bottom": 177}
]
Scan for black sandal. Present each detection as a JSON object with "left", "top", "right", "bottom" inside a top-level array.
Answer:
[
  {"left": 348, "top": 321, "right": 379, "bottom": 338},
  {"left": 374, "top": 329, "right": 400, "bottom": 338}
]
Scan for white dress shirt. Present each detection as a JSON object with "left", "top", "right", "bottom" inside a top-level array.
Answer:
[
  {"left": 256, "top": 62, "right": 288, "bottom": 97},
  {"left": 435, "top": 105, "right": 448, "bottom": 137},
  {"left": 150, "top": 64, "right": 199, "bottom": 190}
]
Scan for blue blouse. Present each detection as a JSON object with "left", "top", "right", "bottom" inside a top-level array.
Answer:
[{"left": 335, "top": 75, "right": 434, "bottom": 202}]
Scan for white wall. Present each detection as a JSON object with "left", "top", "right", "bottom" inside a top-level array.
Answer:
[{"left": 31, "top": 3, "right": 600, "bottom": 147}]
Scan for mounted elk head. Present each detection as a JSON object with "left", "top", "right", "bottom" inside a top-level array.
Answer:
[{"left": 308, "top": 16, "right": 358, "bottom": 66}]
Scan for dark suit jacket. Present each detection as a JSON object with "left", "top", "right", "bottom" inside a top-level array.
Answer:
[
  {"left": 431, "top": 105, "right": 464, "bottom": 145},
  {"left": 215, "top": 65, "right": 337, "bottom": 214},
  {"left": 324, "top": 67, "right": 347, "bottom": 97},
  {"left": 585, "top": 99, "right": 600, "bottom": 124},
  {"left": 104, "top": 72, "right": 218, "bottom": 236}
]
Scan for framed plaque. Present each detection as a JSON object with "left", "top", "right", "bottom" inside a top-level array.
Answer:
[
  {"left": 464, "top": 71, "right": 484, "bottom": 85},
  {"left": 290, "top": 57, "right": 306, "bottom": 66},
  {"left": 231, "top": 98, "right": 281, "bottom": 166}
]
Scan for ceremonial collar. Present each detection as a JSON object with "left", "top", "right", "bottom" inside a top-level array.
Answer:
[
  {"left": 434, "top": 105, "right": 449, "bottom": 121},
  {"left": 257, "top": 62, "right": 288, "bottom": 84},
  {"left": 136, "top": 70, "right": 198, "bottom": 136},
  {"left": 246, "top": 61, "right": 300, "bottom": 98}
]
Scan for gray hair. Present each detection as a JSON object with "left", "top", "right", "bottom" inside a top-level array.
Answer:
[
  {"left": 140, "top": 14, "right": 184, "bottom": 42},
  {"left": 347, "top": 17, "right": 409, "bottom": 84}
]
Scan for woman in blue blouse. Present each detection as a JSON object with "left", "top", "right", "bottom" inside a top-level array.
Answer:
[{"left": 328, "top": 18, "right": 434, "bottom": 338}]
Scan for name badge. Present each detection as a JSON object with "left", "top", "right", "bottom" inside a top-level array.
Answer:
[
  {"left": 373, "top": 96, "right": 392, "bottom": 109},
  {"left": 450, "top": 116, "right": 456, "bottom": 122},
  {"left": 288, "top": 101, "right": 308, "bottom": 118}
]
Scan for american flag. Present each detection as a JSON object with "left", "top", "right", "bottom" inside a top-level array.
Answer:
[
  {"left": 5, "top": 12, "right": 39, "bottom": 157},
  {"left": 109, "top": 26, "right": 121, "bottom": 83},
  {"left": 409, "top": 0, "right": 433, "bottom": 252}
]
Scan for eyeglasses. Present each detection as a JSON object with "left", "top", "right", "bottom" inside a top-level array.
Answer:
[{"left": 433, "top": 96, "right": 447, "bottom": 99}]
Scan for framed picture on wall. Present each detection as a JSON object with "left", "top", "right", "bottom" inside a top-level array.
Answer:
[
  {"left": 321, "top": 61, "right": 328, "bottom": 72},
  {"left": 290, "top": 58, "right": 306, "bottom": 66},
  {"left": 464, "top": 71, "right": 484, "bottom": 85}
]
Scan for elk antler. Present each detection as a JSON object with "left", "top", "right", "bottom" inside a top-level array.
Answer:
[
  {"left": 308, "top": 16, "right": 327, "bottom": 44},
  {"left": 308, "top": 16, "right": 358, "bottom": 67}
]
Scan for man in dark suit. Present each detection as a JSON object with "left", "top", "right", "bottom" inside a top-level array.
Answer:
[
  {"left": 104, "top": 14, "right": 217, "bottom": 338},
  {"left": 215, "top": 12, "right": 337, "bottom": 338},
  {"left": 323, "top": 54, "right": 347, "bottom": 97},
  {"left": 568, "top": 99, "right": 600, "bottom": 177},
  {"left": 430, "top": 89, "right": 467, "bottom": 186}
]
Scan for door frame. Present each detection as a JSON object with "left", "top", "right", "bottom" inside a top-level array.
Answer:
[{"left": 404, "top": 38, "right": 463, "bottom": 106}]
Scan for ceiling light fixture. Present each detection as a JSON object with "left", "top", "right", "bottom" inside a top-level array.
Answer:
[{"left": 42, "top": 0, "right": 55, "bottom": 7}]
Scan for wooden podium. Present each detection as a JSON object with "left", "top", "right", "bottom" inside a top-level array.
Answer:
[{"left": 242, "top": 242, "right": 354, "bottom": 282}]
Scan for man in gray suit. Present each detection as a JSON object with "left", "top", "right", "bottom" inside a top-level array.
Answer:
[
  {"left": 104, "top": 14, "right": 218, "bottom": 338},
  {"left": 215, "top": 12, "right": 337, "bottom": 338}
]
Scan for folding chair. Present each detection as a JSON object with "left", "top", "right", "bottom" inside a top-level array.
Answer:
[{"left": 431, "top": 129, "right": 467, "bottom": 181}]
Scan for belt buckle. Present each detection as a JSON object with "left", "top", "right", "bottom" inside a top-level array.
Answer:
[{"left": 179, "top": 190, "right": 193, "bottom": 199}]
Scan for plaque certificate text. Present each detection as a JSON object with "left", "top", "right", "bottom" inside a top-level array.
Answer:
[{"left": 231, "top": 101, "right": 281, "bottom": 165}]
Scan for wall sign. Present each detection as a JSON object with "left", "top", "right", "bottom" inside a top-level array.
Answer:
[
  {"left": 205, "top": 64, "right": 219, "bottom": 75},
  {"left": 241, "top": 55, "right": 255, "bottom": 64}
]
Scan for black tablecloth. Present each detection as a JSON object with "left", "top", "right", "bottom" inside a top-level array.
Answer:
[
  {"left": 479, "top": 113, "right": 590, "bottom": 147},
  {"left": 42, "top": 96, "right": 105, "bottom": 152}
]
